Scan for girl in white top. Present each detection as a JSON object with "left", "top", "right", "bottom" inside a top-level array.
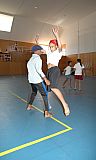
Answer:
[
  {"left": 63, "top": 61, "right": 72, "bottom": 88},
  {"left": 44, "top": 28, "right": 70, "bottom": 116},
  {"left": 74, "top": 59, "right": 85, "bottom": 90}
]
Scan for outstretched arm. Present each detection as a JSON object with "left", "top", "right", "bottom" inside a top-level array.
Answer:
[{"left": 52, "top": 27, "right": 62, "bottom": 52}]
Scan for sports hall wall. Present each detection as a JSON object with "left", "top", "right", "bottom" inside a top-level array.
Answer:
[
  {"left": 61, "top": 11, "right": 96, "bottom": 76},
  {"left": 0, "top": 39, "right": 32, "bottom": 75},
  {"left": 0, "top": 39, "right": 68, "bottom": 75},
  {"left": 67, "top": 53, "right": 96, "bottom": 76},
  {"left": 0, "top": 39, "right": 96, "bottom": 76}
]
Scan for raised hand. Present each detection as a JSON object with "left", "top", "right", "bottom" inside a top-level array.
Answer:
[{"left": 52, "top": 27, "right": 59, "bottom": 37}]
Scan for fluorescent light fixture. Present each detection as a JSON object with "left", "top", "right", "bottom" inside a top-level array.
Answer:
[
  {"left": 34, "top": 6, "right": 38, "bottom": 9},
  {"left": 0, "top": 14, "right": 14, "bottom": 32}
]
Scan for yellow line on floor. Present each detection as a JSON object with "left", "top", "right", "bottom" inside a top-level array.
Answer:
[
  {"left": 0, "top": 90, "right": 72, "bottom": 157},
  {"left": 9, "top": 90, "right": 72, "bottom": 129},
  {"left": 9, "top": 90, "right": 44, "bottom": 113},
  {"left": 51, "top": 117, "right": 72, "bottom": 130},
  {"left": 0, "top": 128, "right": 71, "bottom": 157}
]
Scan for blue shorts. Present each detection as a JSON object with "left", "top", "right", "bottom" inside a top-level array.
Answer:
[{"left": 65, "top": 75, "right": 71, "bottom": 79}]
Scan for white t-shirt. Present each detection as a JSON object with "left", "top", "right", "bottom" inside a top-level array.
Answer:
[
  {"left": 74, "top": 62, "right": 84, "bottom": 75},
  {"left": 64, "top": 66, "right": 71, "bottom": 75},
  {"left": 47, "top": 49, "right": 62, "bottom": 66},
  {"left": 27, "top": 54, "right": 45, "bottom": 84}
]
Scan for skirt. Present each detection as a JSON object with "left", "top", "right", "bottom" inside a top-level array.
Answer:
[
  {"left": 47, "top": 66, "right": 62, "bottom": 91},
  {"left": 75, "top": 75, "right": 83, "bottom": 80}
]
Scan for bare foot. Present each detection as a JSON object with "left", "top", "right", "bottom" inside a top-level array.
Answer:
[
  {"left": 44, "top": 111, "right": 52, "bottom": 118},
  {"left": 63, "top": 104, "right": 70, "bottom": 116},
  {"left": 26, "top": 104, "right": 34, "bottom": 110}
]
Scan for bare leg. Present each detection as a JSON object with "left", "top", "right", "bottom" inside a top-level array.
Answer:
[
  {"left": 78, "top": 80, "right": 81, "bottom": 90},
  {"left": 69, "top": 77, "right": 72, "bottom": 88},
  {"left": 74, "top": 79, "right": 77, "bottom": 89},
  {"left": 51, "top": 88, "right": 70, "bottom": 116},
  {"left": 63, "top": 78, "right": 68, "bottom": 87}
]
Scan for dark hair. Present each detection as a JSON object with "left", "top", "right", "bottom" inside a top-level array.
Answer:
[
  {"left": 77, "top": 59, "right": 82, "bottom": 66},
  {"left": 68, "top": 61, "right": 72, "bottom": 65}
]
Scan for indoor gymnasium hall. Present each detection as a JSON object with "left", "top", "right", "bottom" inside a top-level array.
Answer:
[{"left": 0, "top": 0, "right": 96, "bottom": 159}]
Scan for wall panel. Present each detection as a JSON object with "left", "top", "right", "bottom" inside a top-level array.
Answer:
[{"left": 68, "top": 52, "right": 96, "bottom": 76}]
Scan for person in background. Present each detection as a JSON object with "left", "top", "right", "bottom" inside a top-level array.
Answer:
[
  {"left": 74, "top": 58, "right": 85, "bottom": 91},
  {"left": 63, "top": 61, "right": 72, "bottom": 88},
  {"left": 27, "top": 45, "right": 52, "bottom": 118}
]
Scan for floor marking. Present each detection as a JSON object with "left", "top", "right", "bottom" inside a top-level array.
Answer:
[
  {"left": 0, "top": 129, "right": 71, "bottom": 157},
  {"left": 0, "top": 90, "right": 72, "bottom": 157},
  {"left": 9, "top": 90, "right": 72, "bottom": 129},
  {"left": 9, "top": 91, "right": 44, "bottom": 113}
]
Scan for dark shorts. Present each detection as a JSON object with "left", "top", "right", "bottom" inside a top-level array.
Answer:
[
  {"left": 75, "top": 75, "right": 83, "bottom": 80},
  {"left": 47, "top": 66, "right": 62, "bottom": 91}
]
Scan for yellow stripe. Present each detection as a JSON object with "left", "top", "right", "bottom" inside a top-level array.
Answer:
[
  {"left": 51, "top": 117, "right": 72, "bottom": 130},
  {"left": 9, "top": 90, "right": 44, "bottom": 113},
  {"left": 0, "top": 128, "right": 71, "bottom": 157},
  {"left": 9, "top": 90, "right": 72, "bottom": 129},
  {"left": 0, "top": 90, "right": 72, "bottom": 157}
]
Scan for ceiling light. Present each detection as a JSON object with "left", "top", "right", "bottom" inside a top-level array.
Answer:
[
  {"left": 34, "top": 6, "right": 38, "bottom": 9},
  {"left": 0, "top": 13, "right": 14, "bottom": 32}
]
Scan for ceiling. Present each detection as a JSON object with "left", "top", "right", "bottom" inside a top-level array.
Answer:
[{"left": 0, "top": 0, "right": 96, "bottom": 43}]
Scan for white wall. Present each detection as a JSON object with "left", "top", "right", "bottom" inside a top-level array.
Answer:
[
  {"left": 0, "top": 16, "right": 55, "bottom": 44},
  {"left": 0, "top": 11, "right": 96, "bottom": 54},
  {"left": 62, "top": 11, "right": 96, "bottom": 55}
]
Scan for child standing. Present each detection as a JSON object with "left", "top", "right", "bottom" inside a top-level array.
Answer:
[
  {"left": 27, "top": 45, "right": 52, "bottom": 118},
  {"left": 63, "top": 61, "right": 72, "bottom": 88},
  {"left": 74, "top": 59, "right": 85, "bottom": 91}
]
